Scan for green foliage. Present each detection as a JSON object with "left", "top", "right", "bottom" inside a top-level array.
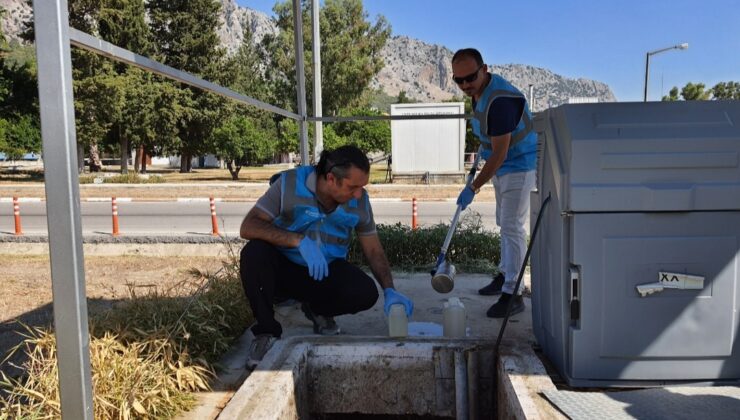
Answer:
[
  {"left": 98, "top": 0, "right": 152, "bottom": 57},
  {"left": 662, "top": 86, "right": 680, "bottom": 101},
  {"left": 330, "top": 107, "right": 391, "bottom": 153},
  {"left": 681, "top": 82, "right": 711, "bottom": 101},
  {"left": 107, "top": 173, "right": 165, "bottom": 183},
  {"left": 147, "top": 0, "right": 227, "bottom": 172},
  {"left": 213, "top": 116, "right": 274, "bottom": 179},
  {"left": 711, "top": 81, "right": 740, "bottom": 100},
  {"left": 396, "top": 90, "right": 416, "bottom": 104},
  {"left": 348, "top": 212, "right": 501, "bottom": 272},
  {"left": 263, "top": 0, "right": 390, "bottom": 117},
  {"left": 0, "top": 114, "right": 41, "bottom": 160}
]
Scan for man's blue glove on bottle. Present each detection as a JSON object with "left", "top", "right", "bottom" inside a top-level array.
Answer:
[
  {"left": 298, "top": 236, "right": 328, "bottom": 281},
  {"left": 456, "top": 185, "right": 475, "bottom": 210},
  {"left": 383, "top": 287, "right": 414, "bottom": 317}
]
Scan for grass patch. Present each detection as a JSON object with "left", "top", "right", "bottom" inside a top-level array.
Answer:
[
  {"left": 0, "top": 219, "right": 499, "bottom": 418},
  {"left": 0, "top": 244, "right": 250, "bottom": 419},
  {"left": 79, "top": 173, "right": 166, "bottom": 184}
]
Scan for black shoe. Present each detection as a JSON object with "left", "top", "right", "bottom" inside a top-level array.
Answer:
[
  {"left": 246, "top": 332, "right": 277, "bottom": 369},
  {"left": 486, "top": 293, "right": 525, "bottom": 318},
  {"left": 479, "top": 272, "right": 505, "bottom": 296},
  {"left": 301, "top": 303, "right": 341, "bottom": 335}
]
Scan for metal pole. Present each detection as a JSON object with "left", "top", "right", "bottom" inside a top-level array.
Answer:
[
  {"left": 293, "top": 0, "right": 310, "bottom": 165},
  {"left": 312, "top": 0, "right": 323, "bottom": 161},
  {"left": 643, "top": 52, "right": 650, "bottom": 102},
  {"left": 528, "top": 84, "right": 534, "bottom": 112},
  {"left": 33, "top": 1, "right": 94, "bottom": 419}
]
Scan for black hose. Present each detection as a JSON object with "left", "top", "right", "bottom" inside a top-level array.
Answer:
[{"left": 494, "top": 192, "right": 551, "bottom": 352}]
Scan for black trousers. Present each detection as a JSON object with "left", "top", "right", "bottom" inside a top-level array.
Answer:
[{"left": 240, "top": 239, "right": 379, "bottom": 337}]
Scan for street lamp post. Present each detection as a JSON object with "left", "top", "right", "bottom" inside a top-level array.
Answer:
[{"left": 643, "top": 43, "right": 689, "bottom": 102}]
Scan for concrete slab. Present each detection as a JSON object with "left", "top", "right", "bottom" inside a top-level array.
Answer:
[{"left": 180, "top": 272, "right": 565, "bottom": 419}]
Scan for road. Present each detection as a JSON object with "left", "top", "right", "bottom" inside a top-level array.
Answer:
[{"left": 0, "top": 200, "right": 499, "bottom": 236}]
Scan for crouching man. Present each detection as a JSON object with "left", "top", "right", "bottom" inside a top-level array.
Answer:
[{"left": 240, "top": 145, "right": 414, "bottom": 368}]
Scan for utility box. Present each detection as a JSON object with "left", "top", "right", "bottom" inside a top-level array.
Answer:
[
  {"left": 531, "top": 101, "right": 740, "bottom": 387},
  {"left": 391, "top": 103, "right": 465, "bottom": 183}
]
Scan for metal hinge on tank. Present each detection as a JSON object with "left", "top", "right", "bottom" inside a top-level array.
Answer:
[{"left": 569, "top": 266, "right": 580, "bottom": 322}]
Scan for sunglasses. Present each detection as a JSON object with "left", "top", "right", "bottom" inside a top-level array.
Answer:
[{"left": 452, "top": 65, "right": 483, "bottom": 85}]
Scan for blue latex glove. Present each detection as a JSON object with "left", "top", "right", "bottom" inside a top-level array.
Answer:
[
  {"left": 383, "top": 287, "right": 414, "bottom": 317},
  {"left": 298, "top": 236, "right": 329, "bottom": 281},
  {"left": 456, "top": 185, "right": 475, "bottom": 210}
]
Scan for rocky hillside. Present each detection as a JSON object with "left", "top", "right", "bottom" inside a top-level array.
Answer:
[
  {"left": 1, "top": 0, "right": 616, "bottom": 109},
  {"left": 372, "top": 36, "right": 616, "bottom": 110},
  {"left": 0, "top": 0, "right": 30, "bottom": 38}
]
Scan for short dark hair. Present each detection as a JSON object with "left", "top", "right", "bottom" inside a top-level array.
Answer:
[
  {"left": 316, "top": 145, "right": 370, "bottom": 180},
  {"left": 452, "top": 48, "right": 484, "bottom": 66}
]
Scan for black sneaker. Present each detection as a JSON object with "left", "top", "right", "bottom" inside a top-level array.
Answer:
[
  {"left": 301, "top": 303, "right": 341, "bottom": 335},
  {"left": 246, "top": 333, "right": 277, "bottom": 369},
  {"left": 486, "top": 293, "right": 525, "bottom": 318},
  {"left": 478, "top": 272, "right": 505, "bottom": 296}
]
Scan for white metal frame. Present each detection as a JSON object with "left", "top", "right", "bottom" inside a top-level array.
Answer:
[{"left": 32, "top": 1, "right": 471, "bottom": 417}]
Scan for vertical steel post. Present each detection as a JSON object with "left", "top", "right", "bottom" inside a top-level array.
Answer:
[
  {"left": 643, "top": 52, "right": 650, "bottom": 102},
  {"left": 33, "top": 1, "right": 94, "bottom": 419},
  {"left": 312, "top": 0, "right": 323, "bottom": 161},
  {"left": 293, "top": 0, "right": 310, "bottom": 165}
]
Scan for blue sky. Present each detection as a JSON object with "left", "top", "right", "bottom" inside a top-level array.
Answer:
[{"left": 236, "top": 0, "right": 740, "bottom": 102}]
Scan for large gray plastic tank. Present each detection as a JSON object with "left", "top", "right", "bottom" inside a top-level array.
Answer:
[{"left": 531, "top": 101, "right": 740, "bottom": 387}]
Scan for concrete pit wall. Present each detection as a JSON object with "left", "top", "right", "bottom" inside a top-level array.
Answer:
[{"left": 219, "top": 336, "right": 495, "bottom": 419}]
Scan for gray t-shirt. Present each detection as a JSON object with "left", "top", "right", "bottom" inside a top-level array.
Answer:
[{"left": 255, "top": 171, "right": 377, "bottom": 236}]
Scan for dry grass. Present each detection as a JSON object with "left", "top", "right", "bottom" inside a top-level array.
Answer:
[{"left": 0, "top": 244, "right": 252, "bottom": 419}]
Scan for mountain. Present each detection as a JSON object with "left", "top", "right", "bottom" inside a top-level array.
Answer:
[{"left": 0, "top": 0, "right": 616, "bottom": 109}]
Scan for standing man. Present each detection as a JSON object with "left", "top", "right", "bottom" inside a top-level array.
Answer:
[
  {"left": 240, "top": 145, "right": 414, "bottom": 368},
  {"left": 451, "top": 48, "right": 537, "bottom": 318}
]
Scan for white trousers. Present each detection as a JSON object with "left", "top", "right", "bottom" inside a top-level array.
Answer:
[{"left": 492, "top": 170, "right": 536, "bottom": 295}]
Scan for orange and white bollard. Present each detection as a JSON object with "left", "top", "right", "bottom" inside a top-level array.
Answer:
[
  {"left": 13, "top": 196, "right": 22, "bottom": 236},
  {"left": 210, "top": 196, "right": 220, "bottom": 236},
  {"left": 111, "top": 196, "right": 120, "bottom": 237},
  {"left": 412, "top": 197, "right": 418, "bottom": 230}
]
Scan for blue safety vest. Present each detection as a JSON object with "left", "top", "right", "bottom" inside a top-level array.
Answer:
[
  {"left": 273, "top": 166, "right": 372, "bottom": 265},
  {"left": 472, "top": 73, "right": 537, "bottom": 176}
]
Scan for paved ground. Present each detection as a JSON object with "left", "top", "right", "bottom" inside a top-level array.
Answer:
[{"left": 180, "top": 272, "right": 540, "bottom": 420}]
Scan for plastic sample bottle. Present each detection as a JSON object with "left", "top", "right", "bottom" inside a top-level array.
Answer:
[
  {"left": 443, "top": 297, "right": 466, "bottom": 338},
  {"left": 388, "top": 303, "right": 408, "bottom": 337}
]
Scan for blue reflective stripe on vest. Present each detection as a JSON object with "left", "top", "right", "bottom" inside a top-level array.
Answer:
[
  {"left": 273, "top": 166, "right": 369, "bottom": 265},
  {"left": 472, "top": 74, "right": 537, "bottom": 176}
]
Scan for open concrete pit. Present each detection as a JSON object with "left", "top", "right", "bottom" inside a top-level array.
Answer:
[{"left": 218, "top": 336, "right": 496, "bottom": 420}]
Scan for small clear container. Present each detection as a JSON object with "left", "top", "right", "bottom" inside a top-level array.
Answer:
[
  {"left": 443, "top": 297, "right": 466, "bottom": 338},
  {"left": 388, "top": 303, "right": 408, "bottom": 337}
]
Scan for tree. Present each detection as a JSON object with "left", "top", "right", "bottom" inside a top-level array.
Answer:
[
  {"left": 396, "top": 91, "right": 416, "bottom": 104},
  {"left": 2, "top": 114, "right": 41, "bottom": 160},
  {"left": 332, "top": 108, "right": 390, "bottom": 154},
  {"left": 262, "top": 0, "right": 390, "bottom": 117},
  {"left": 98, "top": 0, "right": 152, "bottom": 173},
  {"left": 711, "top": 81, "right": 740, "bottom": 100},
  {"left": 0, "top": 5, "right": 40, "bottom": 161},
  {"left": 662, "top": 87, "right": 680, "bottom": 102},
  {"left": 681, "top": 82, "right": 711, "bottom": 101},
  {"left": 213, "top": 116, "right": 274, "bottom": 180},
  {"left": 147, "top": 0, "right": 226, "bottom": 172},
  {"left": 662, "top": 82, "right": 714, "bottom": 101}
]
